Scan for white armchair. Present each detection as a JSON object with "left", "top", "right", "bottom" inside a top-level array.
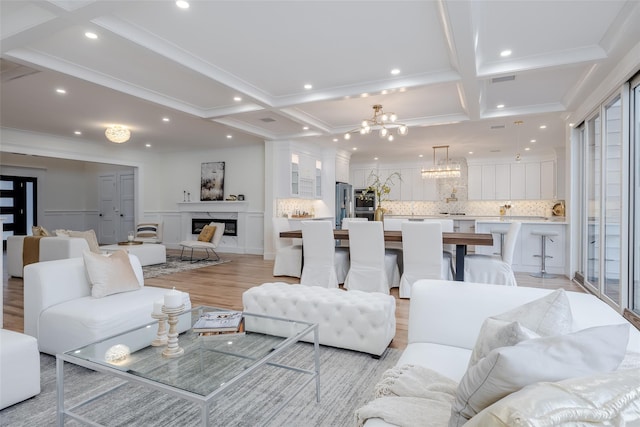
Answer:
[{"left": 179, "top": 222, "right": 225, "bottom": 262}]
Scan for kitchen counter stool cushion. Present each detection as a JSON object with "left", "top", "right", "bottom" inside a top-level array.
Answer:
[{"left": 0, "top": 329, "right": 40, "bottom": 410}]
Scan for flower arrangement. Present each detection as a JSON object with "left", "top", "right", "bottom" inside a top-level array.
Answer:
[{"left": 359, "top": 171, "right": 402, "bottom": 206}]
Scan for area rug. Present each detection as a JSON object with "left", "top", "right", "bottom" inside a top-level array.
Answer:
[
  {"left": 142, "top": 255, "right": 230, "bottom": 279},
  {"left": 0, "top": 344, "right": 402, "bottom": 427}
]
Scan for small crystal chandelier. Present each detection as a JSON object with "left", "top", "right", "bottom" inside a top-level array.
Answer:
[
  {"left": 343, "top": 104, "right": 408, "bottom": 142},
  {"left": 421, "top": 145, "right": 461, "bottom": 179},
  {"left": 105, "top": 125, "right": 131, "bottom": 143}
]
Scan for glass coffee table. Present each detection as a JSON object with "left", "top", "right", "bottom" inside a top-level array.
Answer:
[{"left": 56, "top": 307, "right": 320, "bottom": 426}]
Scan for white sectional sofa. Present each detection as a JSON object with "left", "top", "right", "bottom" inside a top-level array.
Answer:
[
  {"left": 23, "top": 254, "right": 191, "bottom": 356},
  {"left": 360, "top": 280, "right": 640, "bottom": 427},
  {"left": 7, "top": 235, "right": 89, "bottom": 278}
]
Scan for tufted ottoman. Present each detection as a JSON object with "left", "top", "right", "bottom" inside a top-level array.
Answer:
[{"left": 242, "top": 282, "right": 396, "bottom": 356}]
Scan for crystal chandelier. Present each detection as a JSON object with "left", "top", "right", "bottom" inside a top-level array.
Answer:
[
  {"left": 105, "top": 125, "right": 131, "bottom": 143},
  {"left": 343, "top": 104, "right": 408, "bottom": 142},
  {"left": 421, "top": 145, "right": 461, "bottom": 179}
]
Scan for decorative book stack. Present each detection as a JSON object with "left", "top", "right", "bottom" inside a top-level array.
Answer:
[{"left": 193, "top": 310, "right": 245, "bottom": 338}]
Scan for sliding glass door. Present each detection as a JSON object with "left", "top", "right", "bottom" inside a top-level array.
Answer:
[
  {"left": 585, "top": 113, "right": 601, "bottom": 293},
  {"left": 632, "top": 76, "right": 640, "bottom": 315}
]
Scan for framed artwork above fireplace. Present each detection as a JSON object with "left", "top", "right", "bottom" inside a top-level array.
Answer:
[{"left": 201, "top": 161, "right": 225, "bottom": 201}]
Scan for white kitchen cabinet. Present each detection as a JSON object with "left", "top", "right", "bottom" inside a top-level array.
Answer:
[
  {"left": 401, "top": 168, "right": 414, "bottom": 201},
  {"left": 525, "top": 163, "right": 541, "bottom": 199},
  {"left": 510, "top": 163, "right": 526, "bottom": 200},
  {"left": 481, "top": 165, "right": 496, "bottom": 200},
  {"left": 468, "top": 165, "right": 482, "bottom": 200},
  {"left": 275, "top": 144, "right": 323, "bottom": 199},
  {"left": 335, "top": 154, "right": 350, "bottom": 184},
  {"left": 378, "top": 168, "right": 401, "bottom": 201},
  {"left": 495, "top": 164, "right": 511, "bottom": 200},
  {"left": 540, "top": 160, "right": 556, "bottom": 199}
]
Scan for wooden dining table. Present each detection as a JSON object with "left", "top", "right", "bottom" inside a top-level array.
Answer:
[{"left": 280, "top": 229, "right": 494, "bottom": 282}]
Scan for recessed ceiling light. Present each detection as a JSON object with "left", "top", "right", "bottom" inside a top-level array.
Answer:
[
  {"left": 525, "top": 147, "right": 531, "bottom": 151},
  {"left": 56, "top": 88, "right": 66, "bottom": 94},
  {"left": 390, "top": 68, "right": 401, "bottom": 75},
  {"left": 418, "top": 154, "right": 423, "bottom": 158},
  {"left": 145, "top": 143, "right": 152, "bottom": 148},
  {"left": 500, "top": 49, "right": 512, "bottom": 57},
  {"left": 162, "top": 117, "right": 170, "bottom": 122},
  {"left": 85, "top": 32, "right": 98, "bottom": 39},
  {"left": 176, "top": 1, "right": 189, "bottom": 9},
  {"left": 226, "top": 134, "right": 233, "bottom": 139},
  {"left": 569, "top": 123, "right": 575, "bottom": 127},
  {"left": 333, "top": 138, "right": 338, "bottom": 142},
  {"left": 352, "top": 147, "right": 357, "bottom": 151},
  {"left": 530, "top": 139, "right": 536, "bottom": 143},
  {"left": 304, "top": 84, "right": 313, "bottom": 90},
  {"left": 302, "top": 126, "right": 309, "bottom": 130},
  {"left": 496, "top": 104, "right": 505, "bottom": 109},
  {"left": 381, "top": 90, "right": 388, "bottom": 95},
  {"left": 360, "top": 93, "right": 369, "bottom": 98},
  {"left": 74, "top": 131, "right": 82, "bottom": 135},
  {"left": 468, "top": 151, "right": 474, "bottom": 155},
  {"left": 233, "top": 96, "right": 242, "bottom": 102},
  {"left": 539, "top": 125, "right": 547, "bottom": 129},
  {"left": 374, "top": 157, "right": 379, "bottom": 161}
]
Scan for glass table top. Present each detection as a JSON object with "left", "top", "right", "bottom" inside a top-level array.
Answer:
[{"left": 63, "top": 306, "right": 315, "bottom": 397}]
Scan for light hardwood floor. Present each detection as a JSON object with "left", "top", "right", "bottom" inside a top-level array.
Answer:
[{"left": 1, "top": 251, "right": 584, "bottom": 350}]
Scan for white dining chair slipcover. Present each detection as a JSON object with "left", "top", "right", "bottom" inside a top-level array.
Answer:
[
  {"left": 399, "top": 222, "right": 446, "bottom": 298},
  {"left": 344, "top": 221, "right": 400, "bottom": 294},
  {"left": 300, "top": 221, "right": 346, "bottom": 288},
  {"left": 272, "top": 217, "right": 302, "bottom": 278},
  {"left": 463, "top": 221, "right": 521, "bottom": 286}
]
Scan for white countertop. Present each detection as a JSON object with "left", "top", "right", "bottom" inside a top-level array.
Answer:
[{"left": 385, "top": 215, "right": 567, "bottom": 225}]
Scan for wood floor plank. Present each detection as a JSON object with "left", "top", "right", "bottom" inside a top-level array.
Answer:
[{"left": 1, "top": 251, "right": 581, "bottom": 351}]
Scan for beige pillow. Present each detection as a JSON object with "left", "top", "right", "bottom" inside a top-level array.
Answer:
[
  {"left": 32, "top": 225, "right": 51, "bottom": 236},
  {"left": 464, "top": 368, "right": 640, "bottom": 427},
  {"left": 54, "top": 229, "right": 70, "bottom": 237},
  {"left": 69, "top": 229, "right": 101, "bottom": 253},
  {"left": 198, "top": 225, "right": 217, "bottom": 242},
  {"left": 449, "top": 324, "right": 630, "bottom": 427},
  {"left": 83, "top": 250, "right": 142, "bottom": 298}
]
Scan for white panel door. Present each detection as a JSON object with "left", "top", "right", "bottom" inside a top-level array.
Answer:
[
  {"left": 98, "top": 174, "right": 117, "bottom": 244},
  {"left": 119, "top": 173, "right": 135, "bottom": 242}
]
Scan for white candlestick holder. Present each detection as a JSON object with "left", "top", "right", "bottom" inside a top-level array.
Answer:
[
  {"left": 161, "top": 304, "right": 185, "bottom": 358},
  {"left": 150, "top": 312, "right": 168, "bottom": 346}
]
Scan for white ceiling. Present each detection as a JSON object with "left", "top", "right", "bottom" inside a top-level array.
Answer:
[{"left": 1, "top": 0, "right": 639, "bottom": 164}]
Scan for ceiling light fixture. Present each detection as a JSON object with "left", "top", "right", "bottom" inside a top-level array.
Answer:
[
  {"left": 514, "top": 120, "right": 523, "bottom": 162},
  {"left": 421, "top": 145, "right": 461, "bottom": 179},
  {"left": 176, "top": 1, "right": 190, "bottom": 9},
  {"left": 343, "top": 104, "right": 408, "bottom": 142},
  {"left": 105, "top": 125, "right": 131, "bottom": 143},
  {"left": 500, "top": 49, "right": 512, "bottom": 57},
  {"left": 85, "top": 32, "right": 98, "bottom": 39}
]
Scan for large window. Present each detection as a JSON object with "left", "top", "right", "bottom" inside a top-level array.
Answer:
[{"left": 632, "top": 76, "right": 640, "bottom": 315}]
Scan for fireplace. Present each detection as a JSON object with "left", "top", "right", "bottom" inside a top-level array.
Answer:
[{"left": 192, "top": 218, "right": 237, "bottom": 237}]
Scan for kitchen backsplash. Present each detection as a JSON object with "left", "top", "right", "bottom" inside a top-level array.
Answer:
[
  {"left": 383, "top": 199, "right": 562, "bottom": 217},
  {"left": 277, "top": 197, "right": 564, "bottom": 218}
]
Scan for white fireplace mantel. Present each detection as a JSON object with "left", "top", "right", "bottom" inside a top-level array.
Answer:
[{"left": 177, "top": 201, "right": 249, "bottom": 213}]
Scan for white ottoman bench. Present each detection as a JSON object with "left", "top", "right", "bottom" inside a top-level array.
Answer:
[
  {"left": 0, "top": 329, "right": 41, "bottom": 409},
  {"left": 100, "top": 243, "right": 166, "bottom": 266},
  {"left": 242, "top": 282, "right": 396, "bottom": 356}
]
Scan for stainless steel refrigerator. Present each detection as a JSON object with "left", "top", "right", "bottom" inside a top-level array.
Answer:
[{"left": 335, "top": 182, "right": 353, "bottom": 229}]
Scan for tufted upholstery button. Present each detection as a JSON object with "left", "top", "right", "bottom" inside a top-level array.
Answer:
[{"left": 242, "top": 282, "right": 396, "bottom": 356}]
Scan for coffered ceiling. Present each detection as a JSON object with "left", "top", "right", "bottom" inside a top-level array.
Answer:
[{"left": 1, "top": 1, "right": 639, "bottom": 163}]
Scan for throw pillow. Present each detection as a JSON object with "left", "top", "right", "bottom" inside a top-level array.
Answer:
[
  {"left": 449, "top": 323, "right": 630, "bottom": 427},
  {"left": 198, "top": 225, "right": 217, "bottom": 242},
  {"left": 84, "top": 250, "right": 142, "bottom": 298},
  {"left": 468, "top": 318, "right": 539, "bottom": 367},
  {"left": 54, "top": 229, "right": 70, "bottom": 237},
  {"left": 464, "top": 368, "right": 640, "bottom": 427},
  {"left": 69, "top": 229, "right": 101, "bottom": 253},
  {"left": 492, "top": 288, "right": 573, "bottom": 337},
  {"left": 32, "top": 225, "right": 51, "bottom": 236}
]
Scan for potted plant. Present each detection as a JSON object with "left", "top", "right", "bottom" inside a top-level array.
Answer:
[{"left": 360, "top": 171, "right": 402, "bottom": 221}]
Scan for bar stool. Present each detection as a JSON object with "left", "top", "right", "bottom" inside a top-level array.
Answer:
[
  {"left": 530, "top": 230, "right": 559, "bottom": 278},
  {"left": 490, "top": 228, "right": 508, "bottom": 258}
]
